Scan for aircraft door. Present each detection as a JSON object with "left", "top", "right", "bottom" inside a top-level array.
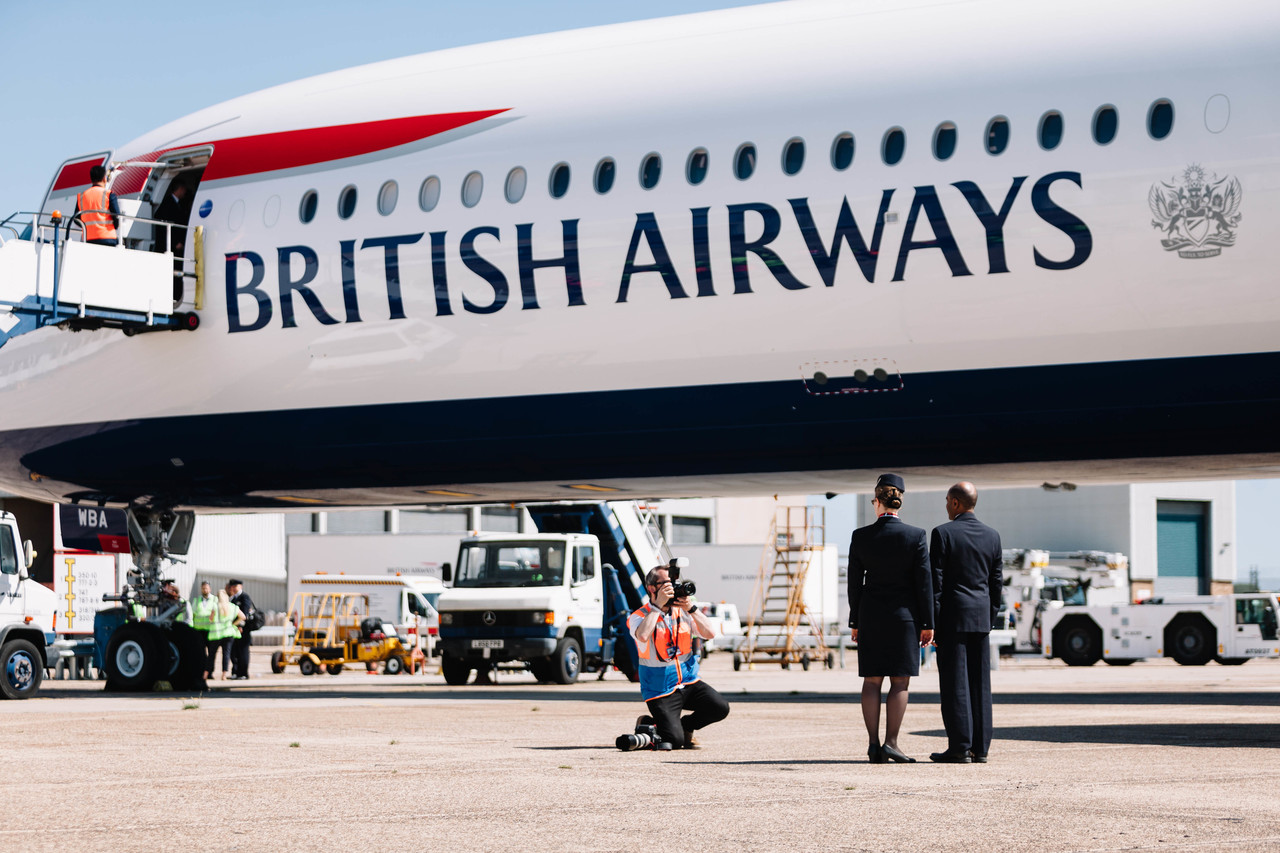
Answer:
[{"left": 40, "top": 151, "right": 111, "bottom": 219}]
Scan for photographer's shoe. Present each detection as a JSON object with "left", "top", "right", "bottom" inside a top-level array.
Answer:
[{"left": 681, "top": 726, "right": 700, "bottom": 750}]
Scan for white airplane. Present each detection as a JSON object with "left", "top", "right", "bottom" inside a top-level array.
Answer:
[{"left": 0, "top": 0, "right": 1277, "bottom": 518}]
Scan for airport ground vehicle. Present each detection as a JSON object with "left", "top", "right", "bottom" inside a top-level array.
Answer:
[
  {"left": 1001, "top": 549, "right": 1130, "bottom": 654},
  {"left": 271, "top": 593, "right": 415, "bottom": 676},
  {"left": 292, "top": 574, "right": 442, "bottom": 657},
  {"left": 700, "top": 601, "right": 743, "bottom": 653},
  {"left": 0, "top": 512, "right": 55, "bottom": 699},
  {"left": 1042, "top": 593, "right": 1280, "bottom": 666},
  {"left": 436, "top": 502, "right": 663, "bottom": 685}
]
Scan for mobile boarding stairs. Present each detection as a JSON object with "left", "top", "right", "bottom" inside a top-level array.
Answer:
[{"left": 0, "top": 210, "right": 201, "bottom": 350}]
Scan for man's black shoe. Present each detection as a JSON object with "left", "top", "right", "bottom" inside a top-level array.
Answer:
[
  {"left": 929, "top": 750, "right": 972, "bottom": 764},
  {"left": 969, "top": 752, "right": 988, "bottom": 763}
]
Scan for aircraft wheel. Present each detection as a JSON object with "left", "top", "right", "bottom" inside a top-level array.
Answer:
[
  {"left": 165, "top": 622, "right": 208, "bottom": 691},
  {"left": 105, "top": 623, "right": 162, "bottom": 691}
]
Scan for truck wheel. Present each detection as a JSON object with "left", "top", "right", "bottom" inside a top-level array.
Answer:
[
  {"left": 384, "top": 656, "right": 403, "bottom": 675},
  {"left": 1167, "top": 617, "right": 1214, "bottom": 666},
  {"left": 552, "top": 636, "right": 582, "bottom": 684},
  {"left": 442, "top": 655, "right": 472, "bottom": 685},
  {"left": 1216, "top": 657, "right": 1248, "bottom": 666},
  {"left": 298, "top": 656, "right": 318, "bottom": 676},
  {"left": 270, "top": 651, "right": 286, "bottom": 674},
  {"left": 326, "top": 664, "right": 344, "bottom": 675},
  {"left": 104, "top": 623, "right": 162, "bottom": 690},
  {"left": 1103, "top": 658, "right": 1137, "bottom": 666},
  {"left": 1057, "top": 619, "right": 1102, "bottom": 666},
  {"left": 0, "top": 639, "right": 43, "bottom": 700},
  {"left": 528, "top": 658, "right": 552, "bottom": 682}
]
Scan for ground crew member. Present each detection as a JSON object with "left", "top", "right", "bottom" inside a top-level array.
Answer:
[
  {"left": 207, "top": 589, "right": 242, "bottom": 681},
  {"left": 74, "top": 165, "right": 121, "bottom": 245},
  {"left": 191, "top": 581, "right": 217, "bottom": 676},
  {"left": 626, "top": 564, "right": 729, "bottom": 749}
]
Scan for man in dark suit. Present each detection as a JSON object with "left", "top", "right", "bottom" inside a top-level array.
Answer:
[{"left": 929, "top": 482, "right": 1003, "bottom": 764}]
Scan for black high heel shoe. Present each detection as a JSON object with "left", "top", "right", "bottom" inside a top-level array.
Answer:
[
  {"left": 880, "top": 744, "right": 916, "bottom": 763},
  {"left": 867, "top": 743, "right": 887, "bottom": 764}
]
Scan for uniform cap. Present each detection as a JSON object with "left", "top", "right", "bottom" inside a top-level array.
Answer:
[{"left": 875, "top": 473, "right": 906, "bottom": 492}]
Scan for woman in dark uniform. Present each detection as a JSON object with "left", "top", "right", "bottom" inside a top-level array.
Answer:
[{"left": 848, "top": 474, "right": 934, "bottom": 763}]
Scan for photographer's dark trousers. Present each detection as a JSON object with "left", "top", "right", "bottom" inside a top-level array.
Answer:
[
  {"left": 935, "top": 630, "right": 992, "bottom": 756},
  {"left": 645, "top": 680, "right": 730, "bottom": 745},
  {"left": 231, "top": 632, "right": 253, "bottom": 678}
]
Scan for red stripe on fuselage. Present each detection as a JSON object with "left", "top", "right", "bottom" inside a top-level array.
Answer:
[{"left": 201, "top": 109, "right": 509, "bottom": 181}]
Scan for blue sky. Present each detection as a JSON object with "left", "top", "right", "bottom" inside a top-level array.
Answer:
[{"left": 4, "top": 0, "right": 1278, "bottom": 587}]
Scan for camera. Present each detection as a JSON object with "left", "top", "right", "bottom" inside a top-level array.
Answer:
[
  {"left": 615, "top": 718, "right": 672, "bottom": 751},
  {"left": 667, "top": 560, "right": 696, "bottom": 600}
]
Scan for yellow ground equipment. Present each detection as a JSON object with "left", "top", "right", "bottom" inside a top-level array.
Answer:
[{"left": 271, "top": 593, "right": 414, "bottom": 676}]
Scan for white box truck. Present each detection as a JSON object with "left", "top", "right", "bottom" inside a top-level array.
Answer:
[{"left": 0, "top": 511, "right": 57, "bottom": 699}]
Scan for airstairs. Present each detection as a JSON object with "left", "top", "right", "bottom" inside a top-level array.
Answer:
[
  {"left": 735, "top": 505, "right": 834, "bottom": 671},
  {"left": 0, "top": 210, "right": 201, "bottom": 350}
]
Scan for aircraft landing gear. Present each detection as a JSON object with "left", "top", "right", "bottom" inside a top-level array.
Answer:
[{"left": 100, "top": 507, "right": 205, "bottom": 693}]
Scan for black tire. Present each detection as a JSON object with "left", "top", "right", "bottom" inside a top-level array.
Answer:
[
  {"left": 270, "top": 651, "right": 286, "bottom": 674},
  {"left": 166, "top": 622, "right": 208, "bottom": 691},
  {"left": 326, "top": 664, "right": 344, "bottom": 675},
  {"left": 104, "top": 622, "right": 163, "bottom": 691},
  {"left": 298, "top": 656, "right": 318, "bottom": 676},
  {"left": 1057, "top": 619, "right": 1102, "bottom": 667},
  {"left": 551, "top": 636, "right": 582, "bottom": 684},
  {"left": 384, "top": 657, "right": 403, "bottom": 675},
  {"left": 825, "top": 652, "right": 835, "bottom": 670},
  {"left": 801, "top": 653, "right": 811, "bottom": 671},
  {"left": 529, "top": 658, "right": 553, "bottom": 682},
  {"left": 0, "top": 639, "right": 43, "bottom": 700},
  {"left": 442, "top": 655, "right": 471, "bottom": 686},
  {"left": 1168, "top": 618, "right": 1214, "bottom": 666},
  {"left": 732, "top": 653, "right": 742, "bottom": 672},
  {"left": 1103, "top": 658, "right": 1138, "bottom": 666},
  {"left": 781, "top": 658, "right": 790, "bottom": 670},
  {"left": 366, "top": 661, "right": 378, "bottom": 672},
  {"left": 1216, "top": 657, "right": 1249, "bottom": 666}
]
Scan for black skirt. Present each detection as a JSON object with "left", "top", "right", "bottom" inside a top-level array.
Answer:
[{"left": 856, "top": 614, "right": 920, "bottom": 677}]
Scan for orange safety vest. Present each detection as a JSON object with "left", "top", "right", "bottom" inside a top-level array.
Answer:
[{"left": 77, "top": 185, "right": 117, "bottom": 242}]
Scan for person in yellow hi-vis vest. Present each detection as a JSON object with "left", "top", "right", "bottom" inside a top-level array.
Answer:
[
  {"left": 190, "top": 581, "right": 218, "bottom": 679},
  {"left": 206, "top": 589, "right": 244, "bottom": 681}
]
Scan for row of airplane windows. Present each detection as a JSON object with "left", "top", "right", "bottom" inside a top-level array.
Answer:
[{"left": 297, "top": 98, "right": 1177, "bottom": 223}]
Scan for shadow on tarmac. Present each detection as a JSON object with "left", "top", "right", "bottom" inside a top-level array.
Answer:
[{"left": 913, "top": 723, "right": 1280, "bottom": 748}]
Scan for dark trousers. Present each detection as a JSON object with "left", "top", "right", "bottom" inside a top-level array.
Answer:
[
  {"left": 935, "top": 631, "right": 992, "bottom": 755},
  {"left": 231, "top": 633, "right": 252, "bottom": 677},
  {"left": 207, "top": 638, "right": 233, "bottom": 673},
  {"left": 644, "top": 680, "right": 730, "bottom": 745}
]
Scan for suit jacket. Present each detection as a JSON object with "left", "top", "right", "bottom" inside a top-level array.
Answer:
[
  {"left": 848, "top": 515, "right": 933, "bottom": 630},
  {"left": 930, "top": 512, "right": 1003, "bottom": 633},
  {"left": 231, "top": 591, "right": 257, "bottom": 635}
]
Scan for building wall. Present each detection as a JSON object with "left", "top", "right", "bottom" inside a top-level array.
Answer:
[{"left": 1129, "top": 481, "right": 1236, "bottom": 596}]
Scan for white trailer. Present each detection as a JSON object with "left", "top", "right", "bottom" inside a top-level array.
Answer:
[
  {"left": 292, "top": 574, "right": 443, "bottom": 656},
  {"left": 1042, "top": 593, "right": 1280, "bottom": 666}
]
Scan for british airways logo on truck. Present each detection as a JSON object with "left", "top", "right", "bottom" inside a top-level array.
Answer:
[{"left": 223, "top": 171, "right": 1091, "bottom": 333}]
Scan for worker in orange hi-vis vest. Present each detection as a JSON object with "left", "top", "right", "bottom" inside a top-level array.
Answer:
[{"left": 74, "top": 164, "right": 122, "bottom": 245}]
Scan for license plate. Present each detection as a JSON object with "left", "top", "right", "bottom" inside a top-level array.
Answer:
[{"left": 471, "top": 639, "right": 503, "bottom": 649}]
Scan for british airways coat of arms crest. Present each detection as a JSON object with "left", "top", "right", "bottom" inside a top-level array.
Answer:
[{"left": 1149, "top": 164, "right": 1243, "bottom": 259}]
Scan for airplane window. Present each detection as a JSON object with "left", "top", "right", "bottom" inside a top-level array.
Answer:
[
  {"left": 299, "top": 190, "right": 318, "bottom": 224},
  {"left": 594, "top": 158, "right": 616, "bottom": 194},
  {"left": 640, "top": 153, "right": 662, "bottom": 189},
  {"left": 461, "top": 171, "right": 483, "bottom": 208},
  {"left": 831, "top": 133, "right": 854, "bottom": 170},
  {"left": 419, "top": 176, "right": 441, "bottom": 212},
  {"left": 782, "top": 138, "right": 805, "bottom": 175},
  {"left": 881, "top": 128, "right": 905, "bottom": 165},
  {"left": 734, "top": 143, "right": 757, "bottom": 180},
  {"left": 377, "top": 180, "right": 398, "bottom": 216},
  {"left": 687, "top": 148, "right": 709, "bottom": 185},
  {"left": 549, "top": 162, "right": 570, "bottom": 198},
  {"left": 1093, "top": 106, "right": 1118, "bottom": 145},
  {"left": 933, "top": 122, "right": 957, "bottom": 161},
  {"left": 504, "top": 167, "right": 527, "bottom": 203},
  {"left": 1148, "top": 99, "right": 1174, "bottom": 139},
  {"left": 1038, "top": 111, "right": 1063, "bottom": 150},
  {"left": 338, "top": 185, "right": 357, "bottom": 220},
  {"left": 985, "top": 117, "right": 1009, "bottom": 155}
]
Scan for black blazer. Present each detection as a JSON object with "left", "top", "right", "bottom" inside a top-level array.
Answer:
[
  {"left": 930, "top": 512, "right": 1003, "bottom": 632},
  {"left": 848, "top": 515, "right": 933, "bottom": 630}
]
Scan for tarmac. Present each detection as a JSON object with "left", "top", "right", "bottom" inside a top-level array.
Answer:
[{"left": 3, "top": 651, "right": 1278, "bottom": 852}]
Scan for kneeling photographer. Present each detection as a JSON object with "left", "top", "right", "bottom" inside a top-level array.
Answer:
[{"left": 625, "top": 561, "right": 730, "bottom": 749}]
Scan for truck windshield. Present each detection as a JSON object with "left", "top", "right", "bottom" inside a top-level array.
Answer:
[{"left": 455, "top": 542, "right": 567, "bottom": 588}]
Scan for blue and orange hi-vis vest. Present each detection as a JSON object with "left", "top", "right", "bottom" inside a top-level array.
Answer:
[{"left": 627, "top": 603, "right": 700, "bottom": 700}]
